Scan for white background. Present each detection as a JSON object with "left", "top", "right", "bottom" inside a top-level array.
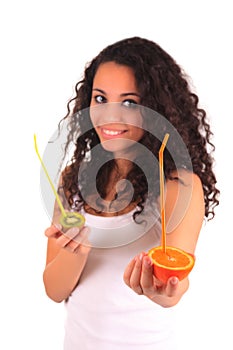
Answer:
[{"left": 0, "top": 0, "right": 232, "bottom": 349}]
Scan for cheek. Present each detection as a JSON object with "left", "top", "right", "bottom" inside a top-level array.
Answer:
[
  {"left": 90, "top": 108, "right": 100, "bottom": 128},
  {"left": 90, "top": 104, "right": 112, "bottom": 127},
  {"left": 134, "top": 112, "right": 143, "bottom": 128},
  {"left": 130, "top": 127, "right": 144, "bottom": 141},
  {"left": 122, "top": 109, "right": 143, "bottom": 128}
]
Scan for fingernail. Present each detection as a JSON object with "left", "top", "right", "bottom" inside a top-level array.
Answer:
[
  {"left": 171, "top": 277, "right": 179, "bottom": 285},
  {"left": 143, "top": 257, "right": 152, "bottom": 267},
  {"left": 139, "top": 253, "right": 144, "bottom": 261},
  {"left": 139, "top": 252, "right": 146, "bottom": 261}
]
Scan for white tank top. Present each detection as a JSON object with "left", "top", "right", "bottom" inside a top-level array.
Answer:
[{"left": 63, "top": 209, "right": 176, "bottom": 350}]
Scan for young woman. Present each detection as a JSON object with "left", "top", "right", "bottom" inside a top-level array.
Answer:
[{"left": 43, "top": 37, "right": 219, "bottom": 349}]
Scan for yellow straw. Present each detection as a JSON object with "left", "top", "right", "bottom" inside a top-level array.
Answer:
[
  {"left": 34, "top": 134, "right": 67, "bottom": 218},
  {"left": 159, "top": 133, "right": 169, "bottom": 254}
]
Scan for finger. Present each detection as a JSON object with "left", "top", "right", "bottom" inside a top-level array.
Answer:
[
  {"left": 123, "top": 258, "right": 137, "bottom": 287},
  {"left": 72, "top": 226, "right": 90, "bottom": 244},
  {"left": 44, "top": 224, "right": 62, "bottom": 238},
  {"left": 62, "top": 227, "right": 80, "bottom": 240},
  {"left": 67, "top": 227, "right": 91, "bottom": 253},
  {"left": 165, "top": 276, "right": 179, "bottom": 297},
  {"left": 56, "top": 227, "right": 80, "bottom": 248},
  {"left": 140, "top": 256, "right": 154, "bottom": 295},
  {"left": 129, "top": 255, "right": 144, "bottom": 295}
]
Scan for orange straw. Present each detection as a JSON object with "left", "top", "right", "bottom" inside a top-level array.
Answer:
[{"left": 159, "top": 133, "right": 169, "bottom": 254}]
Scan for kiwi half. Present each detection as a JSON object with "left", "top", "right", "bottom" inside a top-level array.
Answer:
[{"left": 60, "top": 212, "right": 85, "bottom": 229}]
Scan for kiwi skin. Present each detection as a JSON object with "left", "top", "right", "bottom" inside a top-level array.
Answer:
[{"left": 60, "top": 212, "right": 85, "bottom": 229}]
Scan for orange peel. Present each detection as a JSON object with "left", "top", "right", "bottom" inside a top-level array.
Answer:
[{"left": 148, "top": 246, "right": 195, "bottom": 284}]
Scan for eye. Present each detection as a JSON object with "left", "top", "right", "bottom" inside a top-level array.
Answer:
[
  {"left": 94, "top": 95, "right": 106, "bottom": 104},
  {"left": 122, "top": 99, "right": 138, "bottom": 108}
]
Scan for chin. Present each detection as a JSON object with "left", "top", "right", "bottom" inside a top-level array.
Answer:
[{"left": 100, "top": 138, "right": 138, "bottom": 155}]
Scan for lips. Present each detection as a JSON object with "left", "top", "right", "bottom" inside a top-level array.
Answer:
[{"left": 100, "top": 127, "right": 127, "bottom": 138}]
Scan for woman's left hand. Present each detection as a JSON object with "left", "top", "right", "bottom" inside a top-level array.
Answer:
[{"left": 123, "top": 252, "right": 189, "bottom": 308}]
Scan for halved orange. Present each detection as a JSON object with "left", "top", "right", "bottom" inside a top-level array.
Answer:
[{"left": 148, "top": 246, "right": 195, "bottom": 284}]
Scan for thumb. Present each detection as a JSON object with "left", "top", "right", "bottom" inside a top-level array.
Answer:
[{"left": 165, "top": 276, "right": 179, "bottom": 297}]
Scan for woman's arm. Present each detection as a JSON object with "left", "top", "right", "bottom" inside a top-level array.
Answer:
[
  {"left": 43, "top": 225, "right": 90, "bottom": 303},
  {"left": 123, "top": 170, "right": 205, "bottom": 307},
  {"left": 43, "top": 182, "right": 91, "bottom": 303}
]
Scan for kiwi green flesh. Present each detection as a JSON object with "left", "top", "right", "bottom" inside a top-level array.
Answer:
[{"left": 60, "top": 212, "right": 85, "bottom": 228}]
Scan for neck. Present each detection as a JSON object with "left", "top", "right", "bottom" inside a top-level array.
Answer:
[{"left": 113, "top": 158, "right": 132, "bottom": 176}]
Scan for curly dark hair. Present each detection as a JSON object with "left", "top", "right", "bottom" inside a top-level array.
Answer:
[{"left": 59, "top": 36, "right": 219, "bottom": 220}]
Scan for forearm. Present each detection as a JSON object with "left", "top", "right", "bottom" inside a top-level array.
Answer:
[{"left": 43, "top": 247, "right": 89, "bottom": 303}]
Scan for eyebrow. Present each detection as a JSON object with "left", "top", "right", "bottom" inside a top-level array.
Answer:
[{"left": 92, "top": 88, "right": 140, "bottom": 97}]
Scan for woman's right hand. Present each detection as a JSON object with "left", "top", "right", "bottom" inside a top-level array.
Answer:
[{"left": 44, "top": 224, "right": 91, "bottom": 255}]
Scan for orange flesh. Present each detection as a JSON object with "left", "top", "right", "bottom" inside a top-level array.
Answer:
[
  {"left": 148, "top": 246, "right": 195, "bottom": 282},
  {"left": 151, "top": 249, "right": 191, "bottom": 268},
  {"left": 149, "top": 247, "right": 194, "bottom": 269}
]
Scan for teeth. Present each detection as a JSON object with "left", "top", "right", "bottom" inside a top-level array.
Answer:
[{"left": 102, "top": 129, "right": 124, "bottom": 136}]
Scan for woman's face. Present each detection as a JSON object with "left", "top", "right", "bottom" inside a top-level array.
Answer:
[{"left": 90, "top": 61, "right": 144, "bottom": 154}]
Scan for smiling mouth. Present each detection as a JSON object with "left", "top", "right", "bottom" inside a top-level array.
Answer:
[{"left": 101, "top": 128, "right": 127, "bottom": 137}]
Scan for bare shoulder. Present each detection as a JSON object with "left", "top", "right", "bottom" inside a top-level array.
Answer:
[
  {"left": 165, "top": 169, "right": 204, "bottom": 208},
  {"left": 169, "top": 168, "right": 203, "bottom": 187}
]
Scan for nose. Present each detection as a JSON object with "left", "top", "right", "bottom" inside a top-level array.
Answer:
[
  {"left": 90, "top": 102, "right": 124, "bottom": 126},
  {"left": 102, "top": 102, "right": 123, "bottom": 123}
]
